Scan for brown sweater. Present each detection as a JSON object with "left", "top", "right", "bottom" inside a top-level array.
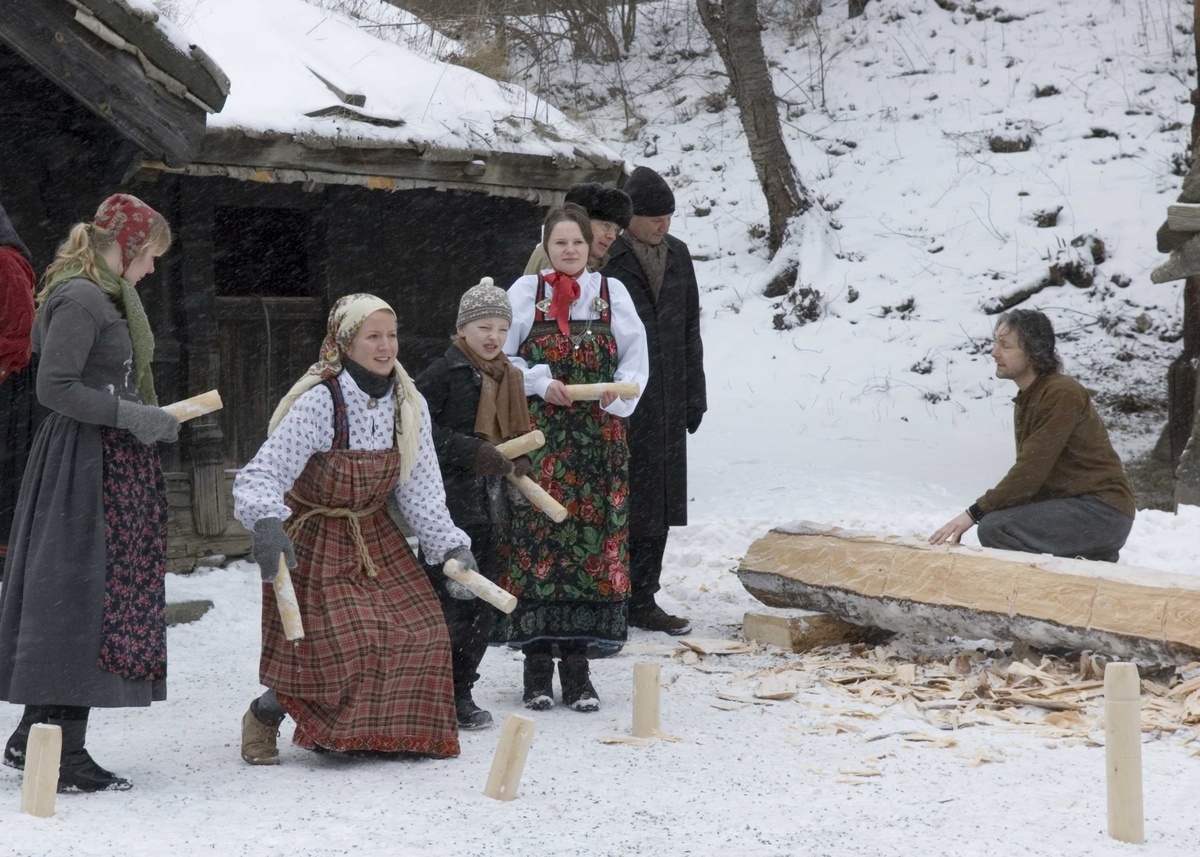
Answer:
[{"left": 976, "top": 373, "right": 1135, "bottom": 519}]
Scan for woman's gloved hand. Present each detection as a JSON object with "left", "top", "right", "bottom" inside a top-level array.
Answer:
[
  {"left": 443, "top": 545, "right": 479, "bottom": 600},
  {"left": 116, "top": 398, "right": 180, "bottom": 445},
  {"left": 253, "top": 517, "right": 296, "bottom": 583},
  {"left": 473, "top": 442, "right": 515, "bottom": 477}
]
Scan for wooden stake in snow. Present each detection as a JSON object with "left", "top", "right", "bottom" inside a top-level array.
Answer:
[
  {"left": 20, "top": 724, "right": 61, "bottom": 818},
  {"left": 632, "top": 662, "right": 661, "bottom": 738},
  {"left": 1105, "top": 663, "right": 1144, "bottom": 845},
  {"left": 564, "top": 382, "right": 640, "bottom": 401},
  {"left": 484, "top": 714, "right": 536, "bottom": 801},
  {"left": 506, "top": 475, "right": 568, "bottom": 523},
  {"left": 274, "top": 555, "right": 305, "bottom": 642},
  {"left": 444, "top": 558, "right": 517, "bottom": 613},
  {"left": 494, "top": 430, "right": 545, "bottom": 460},
  {"left": 161, "top": 389, "right": 223, "bottom": 422}
]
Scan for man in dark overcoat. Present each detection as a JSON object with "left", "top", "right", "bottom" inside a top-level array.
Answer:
[{"left": 603, "top": 166, "right": 706, "bottom": 635}]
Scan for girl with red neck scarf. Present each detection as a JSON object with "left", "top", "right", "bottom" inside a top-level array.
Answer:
[{"left": 497, "top": 204, "right": 648, "bottom": 712}]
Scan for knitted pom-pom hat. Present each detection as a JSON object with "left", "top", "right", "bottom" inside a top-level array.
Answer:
[{"left": 457, "top": 277, "right": 512, "bottom": 327}]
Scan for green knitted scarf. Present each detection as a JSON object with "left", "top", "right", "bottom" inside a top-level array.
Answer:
[{"left": 38, "top": 256, "right": 157, "bottom": 406}]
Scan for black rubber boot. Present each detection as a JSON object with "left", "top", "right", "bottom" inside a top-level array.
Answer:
[
  {"left": 559, "top": 655, "right": 600, "bottom": 712},
  {"left": 455, "top": 694, "right": 494, "bottom": 731},
  {"left": 51, "top": 710, "right": 132, "bottom": 793},
  {"left": 3, "top": 706, "right": 49, "bottom": 770},
  {"left": 523, "top": 654, "right": 555, "bottom": 711}
]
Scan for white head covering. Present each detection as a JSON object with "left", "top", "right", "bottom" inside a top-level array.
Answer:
[{"left": 268, "top": 293, "right": 421, "bottom": 484}]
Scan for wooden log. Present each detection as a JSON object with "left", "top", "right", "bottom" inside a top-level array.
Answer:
[
  {"left": 161, "top": 389, "right": 223, "bottom": 422},
  {"left": 564, "top": 382, "right": 640, "bottom": 401},
  {"left": 444, "top": 558, "right": 517, "bottom": 614},
  {"left": 1168, "top": 203, "right": 1200, "bottom": 233},
  {"left": 495, "top": 430, "right": 545, "bottom": 460},
  {"left": 631, "top": 662, "right": 661, "bottom": 738},
  {"left": 737, "top": 521, "right": 1200, "bottom": 666},
  {"left": 19, "top": 724, "right": 61, "bottom": 818},
  {"left": 742, "top": 611, "right": 890, "bottom": 653},
  {"left": 507, "top": 475, "right": 568, "bottom": 523},
  {"left": 274, "top": 555, "right": 305, "bottom": 642},
  {"left": 1105, "top": 663, "right": 1144, "bottom": 844},
  {"left": 483, "top": 714, "right": 536, "bottom": 802}
]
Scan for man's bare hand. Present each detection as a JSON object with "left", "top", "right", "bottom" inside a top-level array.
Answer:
[
  {"left": 929, "top": 511, "right": 975, "bottom": 546},
  {"left": 544, "top": 381, "right": 574, "bottom": 407}
]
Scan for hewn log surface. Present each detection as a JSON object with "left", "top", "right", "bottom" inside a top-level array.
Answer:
[{"left": 738, "top": 521, "right": 1200, "bottom": 665}]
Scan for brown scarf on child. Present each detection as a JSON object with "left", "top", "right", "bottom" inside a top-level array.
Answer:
[{"left": 455, "top": 338, "right": 530, "bottom": 445}]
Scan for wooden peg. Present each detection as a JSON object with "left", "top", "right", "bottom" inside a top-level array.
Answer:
[
  {"left": 483, "top": 714, "right": 536, "bottom": 801},
  {"left": 564, "top": 382, "right": 640, "bottom": 401},
  {"left": 161, "top": 390, "right": 223, "bottom": 422},
  {"left": 1105, "top": 662, "right": 1144, "bottom": 845},
  {"left": 443, "top": 558, "right": 517, "bottom": 613},
  {"left": 20, "top": 724, "right": 61, "bottom": 818},
  {"left": 275, "top": 555, "right": 305, "bottom": 641},
  {"left": 495, "top": 431, "right": 545, "bottom": 460},
  {"left": 632, "top": 662, "right": 661, "bottom": 739},
  {"left": 506, "top": 475, "right": 568, "bottom": 523}
]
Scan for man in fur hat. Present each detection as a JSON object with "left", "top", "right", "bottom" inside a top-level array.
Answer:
[{"left": 602, "top": 167, "right": 706, "bottom": 635}]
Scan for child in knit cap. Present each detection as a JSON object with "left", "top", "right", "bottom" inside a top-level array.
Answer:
[{"left": 414, "top": 278, "right": 532, "bottom": 730}]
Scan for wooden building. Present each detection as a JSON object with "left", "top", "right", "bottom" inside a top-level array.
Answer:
[{"left": 0, "top": 0, "right": 623, "bottom": 570}]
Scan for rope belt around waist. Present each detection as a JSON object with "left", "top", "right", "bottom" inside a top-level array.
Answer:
[{"left": 285, "top": 494, "right": 389, "bottom": 578}]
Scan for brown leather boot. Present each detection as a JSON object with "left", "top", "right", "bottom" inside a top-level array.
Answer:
[
  {"left": 629, "top": 603, "right": 691, "bottom": 636},
  {"left": 241, "top": 707, "right": 280, "bottom": 765}
]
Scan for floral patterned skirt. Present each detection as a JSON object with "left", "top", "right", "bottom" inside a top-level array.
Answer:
[
  {"left": 494, "top": 323, "right": 630, "bottom": 646},
  {"left": 97, "top": 427, "right": 169, "bottom": 681}
]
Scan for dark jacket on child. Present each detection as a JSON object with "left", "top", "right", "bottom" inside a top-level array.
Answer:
[{"left": 414, "top": 344, "right": 506, "bottom": 530}]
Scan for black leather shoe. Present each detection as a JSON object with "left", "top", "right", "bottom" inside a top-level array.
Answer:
[
  {"left": 629, "top": 603, "right": 692, "bottom": 636},
  {"left": 52, "top": 716, "right": 132, "bottom": 793},
  {"left": 456, "top": 695, "right": 494, "bottom": 730},
  {"left": 3, "top": 706, "right": 48, "bottom": 770},
  {"left": 523, "top": 654, "right": 555, "bottom": 711}
]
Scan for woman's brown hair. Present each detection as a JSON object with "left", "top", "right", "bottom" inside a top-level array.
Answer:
[{"left": 541, "top": 203, "right": 594, "bottom": 254}]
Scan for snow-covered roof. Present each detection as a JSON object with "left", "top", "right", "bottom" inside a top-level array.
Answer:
[{"left": 168, "top": 0, "right": 622, "bottom": 195}]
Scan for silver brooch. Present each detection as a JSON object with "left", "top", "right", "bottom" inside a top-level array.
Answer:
[
  {"left": 591, "top": 297, "right": 609, "bottom": 314},
  {"left": 535, "top": 298, "right": 553, "bottom": 314}
]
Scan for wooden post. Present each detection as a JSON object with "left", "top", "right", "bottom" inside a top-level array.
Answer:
[
  {"left": 1105, "top": 663, "right": 1144, "bottom": 845},
  {"left": 274, "top": 555, "right": 305, "bottom": 642},
  {"left": 506, "top": 475, "right": 568, "bottom": 523},
  {"left": 161, "top": 389, "right": 223, "bottom": 422},
  {"left": 443, "top": 558, "right": 517, "bottom": 613},
  {"left": 495, "top": 430, "right": 545, "bottom": 460},
  {"left": 631, "top": 662, "right": 661, "bottom": 739},
  {"left": 19, "top": 724, "right": 61, "bottom": 818},
  {"left": 563, "top": 382, "right": 640, "bottom": 401},
  {"left": 483, "top": 714, "right": 536, "bottom": 802}
]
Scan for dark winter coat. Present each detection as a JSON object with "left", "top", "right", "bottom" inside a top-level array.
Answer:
[
  {"left": 414, "top": 344, "right": 504, "bottom": 530},
  {"left": 603, "top": 233, "right": 706, "bottom": 537}
]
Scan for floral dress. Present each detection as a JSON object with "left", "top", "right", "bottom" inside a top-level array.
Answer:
[{"left": 495, "top": 276, "right": 636, "bottom": 646}]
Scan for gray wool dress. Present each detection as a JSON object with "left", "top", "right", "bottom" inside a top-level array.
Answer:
[{"left": 0, "top": 278, "right": 166, "bottom": 707}]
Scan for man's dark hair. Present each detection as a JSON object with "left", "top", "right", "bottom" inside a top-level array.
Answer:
[{"left": 995, "top": 309, "right": 1062, "bottom": 375}]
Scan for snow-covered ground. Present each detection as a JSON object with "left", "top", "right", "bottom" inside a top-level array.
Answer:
[{"left": 4, "top": 0, "right": 1200, "bottom": 854}]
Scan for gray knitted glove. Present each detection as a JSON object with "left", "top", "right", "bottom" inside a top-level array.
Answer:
[
  {"left": 253, "top": 517, "right": 296, "bottom": 583},
  {"left": 443, "top": 546, "right": 479, "bottom": 600},
  {"left": 116, "top": 398, "right": 180, "bottom": 445}
]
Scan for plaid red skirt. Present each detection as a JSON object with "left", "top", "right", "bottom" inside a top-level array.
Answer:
[{"left": 261, "top": 441, "right": 459, "bottom": 756}]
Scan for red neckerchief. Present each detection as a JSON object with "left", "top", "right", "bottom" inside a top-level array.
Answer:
[{"left": 543, "top": 269, "right": 584, "bottom": 336}]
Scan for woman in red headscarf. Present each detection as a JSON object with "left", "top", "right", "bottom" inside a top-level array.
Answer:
[
  {"left": 0, "top": 195, "right": 179, "bottom": 792},
  {"left": 497, "top": 204, "right": 648, "bottom": 712}
]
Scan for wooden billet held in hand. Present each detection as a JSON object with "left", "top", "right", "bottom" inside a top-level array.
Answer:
[
  {"left": 275, "top": 555, "right": 305, "bottom": 642},
  {"left": 1105, "top": 663, "right": 1144, "bottom": 844},
  {"left": 494, "top": 430, "right": 545, "bottom": 460},
  {"left": 20, "top": 724, "right": 61, "bottom": 818},
  {"left": 444, "top": 558, "right": 517, "bottom": 614},
  {"left": 484, "top": 714, "right": 536, "bottom": 801},
  {"left": 738, "top": 521, "right": 1200, "bottom": 665},
  {"left": 632, "top": 662, "right": 661, "bottom": 739},
  {"left": 161, "top": 390, "right": 223, "bottom": 422},
  {"left": 507, "top": 475, "right": 568, "bottom": 523},
  {"left": 564, "top": 382, "right": 640, "bottom": 401}
]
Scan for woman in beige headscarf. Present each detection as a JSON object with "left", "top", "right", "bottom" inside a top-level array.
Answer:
[{"left": 231, "top": 293, "right": 478, "bottom": 765}]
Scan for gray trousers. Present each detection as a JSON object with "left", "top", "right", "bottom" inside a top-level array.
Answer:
[{"left": 976, "top": 495, "right": 1134, "bottom": 563}]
